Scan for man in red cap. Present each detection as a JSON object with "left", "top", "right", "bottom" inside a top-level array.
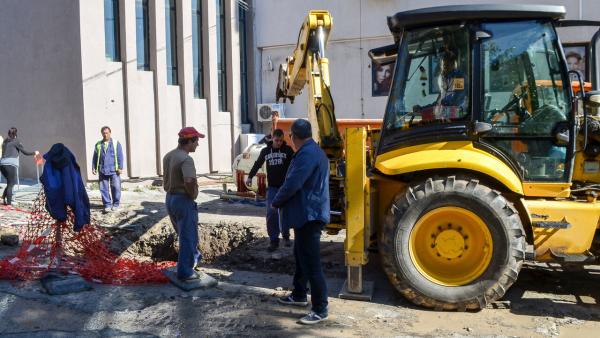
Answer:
[{"left": 163, "top": 126, "right": 205, "bottom": 280}]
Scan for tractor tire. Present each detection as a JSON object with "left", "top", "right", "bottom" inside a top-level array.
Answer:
[{"left": 379, "top": 176, "right": 526, "bottom": 311}]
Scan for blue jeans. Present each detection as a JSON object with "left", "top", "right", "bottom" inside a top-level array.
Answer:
[
  {"left": 267, "top": 186, "right": 290, "bottom": 243},
  {"left": 166, "top": 193, "right": 201, "bottom": 279},
  {"left": 99, "top": 173, "right": 121, "bottom": 208},
  {"left": 291, "top": 220, "right": 328, "bottom": 315}
]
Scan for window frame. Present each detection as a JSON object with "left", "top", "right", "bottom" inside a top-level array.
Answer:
[
  {"left": 165, "top": 0, "right": 178, "bottom": 85},
  {"left": 136, "top": 0, "right": 151, "bottom": 71},
  {"left": 104, "top": 0, "right": 121, "bottom": 62}
]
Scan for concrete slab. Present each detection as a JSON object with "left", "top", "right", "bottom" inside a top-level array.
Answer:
[
  {"left": 40, "top": 273, "right": 92, "bottom": 295},
  {"left": 163, "top": 267, "right": 218, "bottom": 291}
]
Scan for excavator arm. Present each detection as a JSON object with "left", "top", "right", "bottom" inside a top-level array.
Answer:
[{"left": 276, "top": 10, "right": 343, "bottom": 159}]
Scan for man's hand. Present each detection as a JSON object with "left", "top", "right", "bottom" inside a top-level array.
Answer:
[
  {"left": 116, "top": 169, "right": 122, "bottom": 175},
  {"left": 92, "top": 169, "right": 97, "bottom": 175},
  {"left": 245, "top": 178, "right": 252, "bottom": 187},
  {"left": 184, "top": 177, "right": 199, "bottom": 200}
]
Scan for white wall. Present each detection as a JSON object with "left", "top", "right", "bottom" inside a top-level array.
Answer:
[
  {"left": 253, "top": 0, "right": 600, "bottom": 122},
  {"left": 0, "top": 0, "right": 85, "bottom": 179}
]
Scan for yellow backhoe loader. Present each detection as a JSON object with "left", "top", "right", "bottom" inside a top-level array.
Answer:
[{"left": 276, "top": 5, "right": 600, "bottom": 310}]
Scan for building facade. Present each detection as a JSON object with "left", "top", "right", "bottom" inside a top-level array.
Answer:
[
  {"left": 251, "top": 0, "right": 600, "bottom": 123},
  {"left": 0, "top": 0, "right": 252, "bottom": 180}
]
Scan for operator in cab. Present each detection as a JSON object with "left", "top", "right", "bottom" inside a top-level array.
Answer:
[{"left": 413, "top": 46, "right": 467, "bottom": 122}]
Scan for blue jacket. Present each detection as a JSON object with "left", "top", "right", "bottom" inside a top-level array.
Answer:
[
  {"left": 91, "top": 138, "right": 124, "bottom": 176},
  {"left": 271, "top": 139, "right": 330, "bottom": 229},
  {"left": 40, "top": 143, "right": 91, "bottom": 232}
]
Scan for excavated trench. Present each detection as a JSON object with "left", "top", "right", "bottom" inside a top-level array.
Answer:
[
  {"left": 105, "top": 219, "right": 345, "bottom": 277},
  {"left": 105, "top": 220, "right": 315, "bottom": 275}
]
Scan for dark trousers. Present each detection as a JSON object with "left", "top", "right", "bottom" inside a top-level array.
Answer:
[
  {"left": 166, "top": 193, "right": 201, "bottom": 279},
  {"left": 99, "top": 173, "right": 121, "bottom": 208},
  {"left": 291, "top": 220, "right": 328, "bottom": 315},
  {"left": 266, "top": 186, "right": 290, "bottom": 243},
  {"left": 0, "top": 165, "right": 17, "bottom": 205}
]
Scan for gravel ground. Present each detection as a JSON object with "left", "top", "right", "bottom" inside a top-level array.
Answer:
[{"left": 0, "top": 179, "right": 599, "bottom": 337}]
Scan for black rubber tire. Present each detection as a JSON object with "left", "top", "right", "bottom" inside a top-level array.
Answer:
[{"left": 379, "top": 176, "right": 526, "bottom": 311}]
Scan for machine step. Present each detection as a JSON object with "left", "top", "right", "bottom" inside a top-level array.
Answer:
[{"left": 549, "top": 249, "right": 597, "bottom": 263}]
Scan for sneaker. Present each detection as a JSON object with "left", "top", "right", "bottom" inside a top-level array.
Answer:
[
  {"left": 277, "top": 295, "right": 308, "bottom": 307},
  {"left": 284, "top": 238, "right": 292, "bottom": 247},
  {"left": 178, "top": 271, "right": 202, "bottom": 282},
  {"left": 112, "top": 205, "right": 120, "bottom": 211},
  {"left": 299, "top": 311, "right": 328, "bottom": 325},
  {"left": 103, "top": 207, "right": 112, "bottom": 213},
  {"left": 267, "top": 241, "right": 279, "bottom": 252}
]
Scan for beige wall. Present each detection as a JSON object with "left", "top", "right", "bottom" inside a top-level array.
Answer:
[
  {"left": 77, "top": 0, "right": 242, "bottom": 180},
  {"left": 253, "top": 0, "right": 600, "bottom": 122},
  {"left": 0, "top": 0, "right": 85, "bottom": 180}
]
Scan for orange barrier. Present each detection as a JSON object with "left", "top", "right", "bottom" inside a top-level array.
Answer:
[{"left": 274, "top": 118, "right": 382, "bottom": 145}]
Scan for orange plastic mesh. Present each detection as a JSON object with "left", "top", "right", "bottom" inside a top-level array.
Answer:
[{"left": 0, "top": 192, "right": 174, "bottom": 284}]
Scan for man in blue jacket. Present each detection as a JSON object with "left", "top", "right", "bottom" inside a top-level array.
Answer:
[
  {"left": 91, "top": 126, "right": 124, "bottom": 213},
  {"left": 272, "top": 119, "right": 330, "bottom": 325}
]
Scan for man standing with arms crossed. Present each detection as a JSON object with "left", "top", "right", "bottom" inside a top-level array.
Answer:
[
  {"left": 163, "top": 127, "right": 204, "bottom": 281},
  {"left": 246, "top": 128, "right": 295, "bottom": 252},
  {"left": 272, "top": 119, "right": 330, "bottom": 324},
  {"left": 91, "top": 126, "right": 124, "bottom": 213}
]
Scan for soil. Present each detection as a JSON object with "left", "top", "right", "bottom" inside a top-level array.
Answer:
[{"left": 0, "top": 179, "right": 599, "bottom": 337}]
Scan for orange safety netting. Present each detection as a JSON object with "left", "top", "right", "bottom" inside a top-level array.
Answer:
[{"left": 0, "top": 191, "right": 175, "bottom": 284}]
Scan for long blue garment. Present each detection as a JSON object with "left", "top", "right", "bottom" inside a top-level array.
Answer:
[
  {"left": 40, "top": 143, "right": 91, "bottom": 232},
  {"left": 271, "top": 139, "right": 330, "bottom": 229}
]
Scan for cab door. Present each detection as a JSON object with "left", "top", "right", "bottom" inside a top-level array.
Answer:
[{"left": 477, "top": 20, "right": 574, "bottom": 189}]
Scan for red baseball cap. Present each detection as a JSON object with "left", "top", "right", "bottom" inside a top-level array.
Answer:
[{"left": 178, "top": 126, "right": 205, "bottom": 139}]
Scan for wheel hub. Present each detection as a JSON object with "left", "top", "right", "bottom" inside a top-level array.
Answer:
[
  {"left": 409, "top": 206, "right": 493, "bottom": 286},
  {"left": 435, "top": 229, "right": 465, "bottom": 259}
]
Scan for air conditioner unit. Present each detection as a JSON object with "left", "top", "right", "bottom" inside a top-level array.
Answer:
[{"left": 256, "top": 103, "right": 285, "bottom": 122}]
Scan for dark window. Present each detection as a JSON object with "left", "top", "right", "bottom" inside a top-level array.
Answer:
[
  {"left": 136, "top": 0, "right": 150, "bottom": 70},
  {"left": 104, "top": 0, "right": 120, "bottom": 61},
  {"left": 192, "top": 0, "right": 204, "bottom": 98},
  {"left": 165, "top": 0, "right": 178, "bottom": 85},
  {"left": 216, "top": 0, "right": 227, "bottom": 111},
  {"left": 239, "top": 2, "right": 249, "bottom": 122}
]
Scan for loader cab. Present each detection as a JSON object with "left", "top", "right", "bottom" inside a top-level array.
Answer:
[{"left": 378, "top": 5, "right": 576, "bottom": 183}]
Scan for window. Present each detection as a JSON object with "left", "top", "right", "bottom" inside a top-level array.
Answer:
[
  {"left": 239, "top": 2, "right": 249, "bottom": 122},
  {"left": 192, "top": 0, "right": 204, "bottom": 98},
  {"left": 480, "top": 21, "right": 569, "bottom": 181},
  {"left": 216, "top": 0, "right": 227, "bottom": 111},
  {"left": 383, "top": 25, "right": 470, "bottom": 132},
  {"left": 165, "top": 0, "right": 178, "bottom": 85},
  {"left": 136, "top": 0, "right": 150, "bottom": 70},
  {"left": 104, "top": 0, "right": 120, "bottom": 61}
]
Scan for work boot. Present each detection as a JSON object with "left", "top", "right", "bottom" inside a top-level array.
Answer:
[{"left": 267, "top": 241, "right": 279, "bottom": 252}]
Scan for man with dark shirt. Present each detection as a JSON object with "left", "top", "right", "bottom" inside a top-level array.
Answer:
[{"left": 246, "top": 129, "right": 295, "bottom": 251}]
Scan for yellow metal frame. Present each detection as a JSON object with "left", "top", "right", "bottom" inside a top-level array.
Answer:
[
  {"left": 344, "top": 127, "right": 368, "bottom": 266},
  {"left": 409, "top": 207, "right": 493, "bottom": 286},
  {"left": 375, "top": 141, "right": 524, "bottom": 195},
  {"left": 524, "top": 199, "right": 600, "bottom": 260},
  {"left": 522, "top": 182, "right": 570, "bottom": 198}
]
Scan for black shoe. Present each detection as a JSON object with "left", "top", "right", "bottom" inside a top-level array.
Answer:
[
  {"left": 277, "top": 295, "right": 308, "bottom": 307},
  {"left": 267, "top": 241, "right": 279, "bottom": 252},
  {"left": 284, "top": 238, "right": 292, "bottom": 247}
]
